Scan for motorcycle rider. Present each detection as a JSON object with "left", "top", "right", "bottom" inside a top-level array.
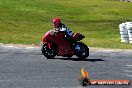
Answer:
[{"left": 52, "top": 18, "right": 80, "bottom": 50}]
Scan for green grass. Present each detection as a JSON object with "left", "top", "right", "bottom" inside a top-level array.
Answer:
[{"left": 0, "top": 0, "right": 132, "bottom": 49}]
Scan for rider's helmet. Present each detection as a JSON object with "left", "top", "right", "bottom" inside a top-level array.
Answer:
[{"left": 53, "top": 18, "right": 61, "bottom": 28}]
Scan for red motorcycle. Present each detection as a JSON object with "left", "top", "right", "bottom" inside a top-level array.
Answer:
[{"left": 41, "top": 30, "right": 89, "bottom": 60}]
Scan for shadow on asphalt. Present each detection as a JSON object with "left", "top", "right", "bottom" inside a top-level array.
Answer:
[{"left": 52, "top": 57, "right": 105, "bottom": 62}]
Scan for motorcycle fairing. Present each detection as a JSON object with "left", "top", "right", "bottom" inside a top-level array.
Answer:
[{"left": 42, "top": 31, "right": 74, "bottom": 56}]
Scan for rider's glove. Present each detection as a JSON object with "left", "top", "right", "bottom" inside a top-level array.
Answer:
[{"left": 50, "top": 30, "right": 55, "bottom": 35}]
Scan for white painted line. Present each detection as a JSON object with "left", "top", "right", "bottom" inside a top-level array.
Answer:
[
  {"left": 92, "top": 72, "right": 108, "bottom": 75},
  {"left": 26, "top": 47, "right": 37, "bottom": 49},
  {"left": 0, "top": 45, "right": 40, "bottom": 50},
  {"left": 124, "top": 70, "right": 132, "bottom": 73},
  {"left": 119, "top": 73, "right": 132, "bottom": 78},
  {"left": 125, "top": 65, "right": 132, "bottom": 67},
  {"left": 104, "top": 50, "right": 114, "bottom": 52},
  {"left": 124, "top": 74, "right": 132, "bottom": 78},
  {"left": 5, "top": 46, "right": 14, "bottom": 48}
]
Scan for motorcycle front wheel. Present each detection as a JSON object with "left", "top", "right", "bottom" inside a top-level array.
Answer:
[
  {"left": 41, "top": 43, "right": 57, "bottom": 59},
  {"left": 75, "top": 42, "right": 89, "bottom": 59}
]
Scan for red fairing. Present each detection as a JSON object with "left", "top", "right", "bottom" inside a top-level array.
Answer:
[
  {"left": 52, "top": 32, "right": 74, "bottom": 56},
  {"left": 42, "top": 31, "right": 74, "bottom": 56},
  {"left": 42, "top": 31, "right": 51, "bottom": 43},
  {"left": 42, "top": 31, "right": 52, "bottom": 48}
]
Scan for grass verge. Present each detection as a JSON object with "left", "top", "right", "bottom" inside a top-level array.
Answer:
[{"left": 0, "top": 0, "right": 132, "bottom": 49}]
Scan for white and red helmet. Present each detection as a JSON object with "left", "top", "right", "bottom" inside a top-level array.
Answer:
[{"left": 53, "top": 18, "right": 61, "bottom": 28}]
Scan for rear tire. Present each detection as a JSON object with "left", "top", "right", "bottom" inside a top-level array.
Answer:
[
  {"left": 75, "top": 42, "right": 89, "bottom": 59},
  {"left": 41, "top": 43, "right": 57, "bottom": 59}
]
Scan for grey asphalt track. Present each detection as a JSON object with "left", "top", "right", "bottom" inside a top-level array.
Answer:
[{"left": 0, "top": 45, "right": 132, "bottom": 88}]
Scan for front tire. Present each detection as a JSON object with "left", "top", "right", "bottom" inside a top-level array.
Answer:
[
  {"left": 75, "top": 42, "right": 89, "bottom": 59},
  {"left": 41, "top": 43, "right": 57, "bottom": 59}
]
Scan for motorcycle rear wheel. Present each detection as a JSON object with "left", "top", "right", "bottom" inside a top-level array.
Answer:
[
  {"left": 75, "top": 42, "right": 89, "bottom": 59},
  {"left": 41, "top": 44, "right": 57, "bottom": 59}
]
